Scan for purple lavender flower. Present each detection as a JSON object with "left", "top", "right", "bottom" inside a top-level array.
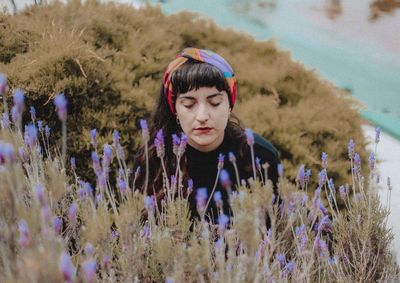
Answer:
[
  {"left": 172, "top": 134, "right": 180, "bottom": 156},
  {"left": 353, "top": 153, "right": 361, "bottom": 175},
  {"left": 84, "top": 243, "right": 95, "bottom": 256},
  {"left": 316, "top": 215, "right": 332, "bottom": 234},
  {"left": 84, "top": 182, "right": 93, "bottom": 197},
  {"left": 24, "top": 124, "right": 38, "bottom": 149},
  {"left": 295, "top": 224, "right": 307, "bottom": 252},
  {"left": 13, "top": 88, "right": 25, "bottom": 113},
  {"left": 179, "top": 132, "right": 188, "bottom": 155},
  {"left": 140, "top": 222, "right": 152, "bottom": 240},
  {"left": 339, "top": 185, "right": 347, "bottom": 200},
  {"left": 140, "top": 119, "right": 149, "bottom": 140},
  {"left": 11, "top": 106, "right": 19, "bottom": 124},
  {"left": 283, "top": 260, "right": 296, "bottom": 276},
  {"left": 276, "top": 253, "right": 286, "bottom": 269},
  {"left": 78, "top": 187, "right": 86, "bottom": 200},
  {"left": 103, "top": 144, "right": 113, "bottom": 162},
  {"left": 54, "top": 93, "right": 68, "bottom": 121},
  {"left": 1, "top": 112, "right": 9, "bottom": 129},
  {"left": 18, "top": 219, "right": 30, "bottom": 248},
  {"left": 217, "top": 214, "right": 229, "bottom": 233},
  {"left": 154, "top": 129, "right": 165, "bottom": 158},
  {"left": 277, "top": 163, "right": 284, "bottom": 178},
  {"left": 37, "top": 120, "right": 43, "bottom": 132},
  {"left": 196, "top": 188, "right": 208, "bottom": 215},
  {"left": 213, "top": 191, "right": 223, "bottom": 208},
  {"left": 144, "top": 196, "right": 155, "bottom": 214},
  {"left": 112, "top": 130, "right": 120, "bottom": 145},
  {"left": 217, "top": 153, "right": 224, "bottom": 170},
  {"left": 321, "top": 152, "right": 328, "bottom": 169},
  {"left": 296, "top": 165, "right": 306, "bottom": 189},
  {"left": 117, "top": 178, "right": 127, "bottom": 194},
  {"left": 219, "top": 169, "right": 231, "bottom": 189},
  {"left": 53, "top": 216, "right": 63, "bottom": 236},
  {"left": 244, "top": 128, "right": 254, "bottom": 146},
  {"left": 255, "top": 157, "right": 261, "bottom": 171},
  {"left": 328, "top": 178, "right": 336, "bottom": 195},
  {"left": 318, "top": 169, "right": 327, "bottom": 187},
  {"left": 0, "top": 142, "right": 16, "bottom": 165},
  {"left": 187, "top": 179, "right": 193, "bottom": 195},
  {"left": 59, "top": 252, "right": 76, "bottom": 283},
  {"left": 170, "top": 175, "right": 177, "bottom": 189},
  {"left": 91, "top": 151, "right": 101, "bottom": 174},
  {"left": 45, "top": 125, "right": 51, "bottom": 138},
  {"left": 375, "top": 127, "right": 381, "bottom": 144},
  {"left": 30, "top": 106, "right": 36, "bottom": 122},
  {"left": 34, "top": 183, "right": 45, "bottom": 206},
  {"left": 70, "top": 157, "right": 76, "bottom": 171},
  {"left": 314, "top": 236, "right": 329, "bottom": 258},
  {"left": 103, "top": 255, "right": 111, "bottom": 271},
  {"left": 348, "top": 139, "right": 355, "bottom": 159},
  {"left": 228, "top": 152, "right": 236, "bottom": 163},
  {"left": 0, "top": 73, "right": 6, "bottom": 95},
  {"left": 82, "top": 259, "right": 97, "bottom": 283},
  {"left": 90, "top": 129, "right": 97, "bottom": 148},
  {"left": 68, "top": 202, "right": 78, "bottom": 222},
  {"left": 369, "top": 152, "right": 375, "bottom": 171}
]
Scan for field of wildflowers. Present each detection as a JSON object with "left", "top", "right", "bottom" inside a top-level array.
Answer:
[{"left": 0, "top": 74, "right": 398, "bottom": 282}]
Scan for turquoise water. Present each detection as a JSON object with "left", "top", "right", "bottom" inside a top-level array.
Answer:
[{"left": 146, "top": 0, "right": 400, "bottom": 140}]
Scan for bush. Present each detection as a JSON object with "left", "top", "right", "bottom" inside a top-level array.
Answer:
[{"left": 0, "top": 0, "right": 367, "bottom": 185}]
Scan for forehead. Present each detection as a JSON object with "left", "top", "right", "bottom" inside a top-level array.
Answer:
[{"left": 177, "top": 87, "right": 227, "bottom": 99}]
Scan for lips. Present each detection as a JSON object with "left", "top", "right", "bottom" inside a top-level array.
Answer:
[{"left": 194, "top": 127, "right": 213, "bottom": 133}]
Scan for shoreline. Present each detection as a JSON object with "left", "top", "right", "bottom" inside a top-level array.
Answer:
[{"left": 363, "top": 123, "right": 400, "bottom": 263}]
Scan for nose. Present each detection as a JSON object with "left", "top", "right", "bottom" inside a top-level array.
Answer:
[{"left": 195, "top": 103, "right": 209, "bottom": 123}]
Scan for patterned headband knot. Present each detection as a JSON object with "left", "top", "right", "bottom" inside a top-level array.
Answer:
[{"left": 163, "top": 48, "right": 237, "bottom": 114}]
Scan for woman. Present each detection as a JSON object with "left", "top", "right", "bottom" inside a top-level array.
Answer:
[{"left": 134, "top": 48, "right": 280, "bottom": 225}]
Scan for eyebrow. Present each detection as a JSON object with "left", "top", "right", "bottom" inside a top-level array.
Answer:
[{"left": 178, "top": 93, "right": 223, "bottom": 100}]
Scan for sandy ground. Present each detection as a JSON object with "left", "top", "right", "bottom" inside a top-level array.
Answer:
[{"left": 363, "top": 124, "right": 400, "bottom": 264}]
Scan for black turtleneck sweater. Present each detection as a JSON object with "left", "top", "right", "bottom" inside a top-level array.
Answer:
[{"left": 186, "top": 133, "right": 280, "bottom": 224}]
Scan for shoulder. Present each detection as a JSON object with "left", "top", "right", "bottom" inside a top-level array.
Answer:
[{"left": 253, "top": 133, "right": 280, "bottom": 162}]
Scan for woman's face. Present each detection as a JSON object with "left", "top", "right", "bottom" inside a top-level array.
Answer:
[{"left": 175, "top": 86, "right": 231, "bottom": 152}]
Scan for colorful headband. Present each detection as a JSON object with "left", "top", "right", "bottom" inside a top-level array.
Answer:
[{"left": 163, "top": 48, "right": 237, "bottom": 115}]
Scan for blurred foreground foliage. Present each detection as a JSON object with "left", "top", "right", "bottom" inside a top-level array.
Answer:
[{"left": 0, "top": 0, "right": 367, "bottom": 184}]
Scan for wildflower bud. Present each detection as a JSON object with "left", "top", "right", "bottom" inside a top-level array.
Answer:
[
  {"left": 103, "top": 255, "right": 111, "bottom": 271},
  {"left": 140, "top": 221, "right": 152, "bottom": 240},
  {"left": 70, "top": 157, "right": 76, "bottom": 171},
  {"left": 321, "top": 152, "right": 328, "bottom": 169},
  {"left": 96, "top": 172, "right": 106, "bottom": 191},
  {"left": 318, "top": 169, "right": 327, "bottom": 187},
  {"left": 154, "top": 129, "right": 165, "bottom": 158},
  {"left": 244, "top": 128, "right": 254, "bottom": 146},
  {"left": 45, "top": 125, "right": 51, "bottom": 138},
  {"left": 84, "top": 243, "right": 95, "bottom": 256},
  {"left": 117, "top": 178, "right": 127, "bottom": 194},
  {"left": 144, "top": 196, "right": 155, "bottom": 214},
  {"left": 53, "top": 216, "right": 63, "bottom": 236},
  {"left": 91, "top": 152, "right": 101, "bottom": 174},
  {"left": 219, "top": 169, "right": 231, "bottom": 189},
  {"left": 228, "top": 152, "right": 236, "bottom": 163},
  {"left": 313, "top": 236, "right": 329, "bottom": 258},
  {"left": 295, "top": 224, "right": 307, "bottom": 252},
  {"left": 255, "top": 157, "right": 261, "bottom": 171},
  {"left": 339, "top": 185, "right": 347, "bottom": 200},
  {"left": 348, "top": 139, "right": 355, "bottom": 159},
  {"left": 276, "top": 253, "right": 286, "bottom": 269},
  {"left": 34, "top": 183, "right": 46, "bottom": 206},
  {"left": 0, "top": 73, "right": 7, "bottom": 95},
  {"left": 140, "top": 119, "right": 149, "bottom": 141},
  {"left": 283, "top": 260, "right": 296, "bottom": 277},
  {"left": 328, "top": 178, "right": 336, "bottom": 195},
  {"left": 369, "top": 152, "right": 375, "bottom": 171},
  {"left": 0, "top": 142, "right": 17, "bottom": 165},
  {"left": 90, "top": 128, "right": 97, "bottom": 148},
  {"left": 195, "top": 188, "right": 208, "bottom": 215},
  {"left": 11, "top": 106, "right": 19, "bottom": 124},
  {"left": 30, "top": 106, "right": 36, "bottom": 122},
  {"left": 217, "top": 214, "right": 229, "bottom": 234},
  {"left": 25, "top": 124, "right": 38, "bottom": 149},
  {"left": 53, "top": 93, "right": 68, "bottom": 121},
  {"left": 187, "top": 179, "right": 193, "bottom": 195},
  {"left": 78, "top": 187, "right": 86, "bottom": 200},
  {"left": 18, "top": 146, "right": 27, "bottom": 162},
  {"left": 103, "top": 144, "right": 113, "bottom": 162},
  {"left": 277, "top": 163, "right": 284, "bottom": 178},
  {"left": 375, "top": 127, "right": 381, "bottom": 144},
  {"left": 217, "top": 153, "right": 224, "bottom": 170},
  {"left": 18, "top": 219, "right": 31, "bottom": 248},
  {"left": 59, "top": 251, "right": 76, "bottom": 283},
  {"left": 353, "top": 153, "right": 361, "bottom": 175},
  {"left": 172, "top": 134, "right": 180, "bottom": 156},
  {"left": 37, "top": 120, "right": 43, "bottom": 132},
  {"left": 1, "top": 112, "right": 9, "bottom": 129},
  {"left": 68, "top": 202, "right": 78, "bottom": 222},
  {"left": 170, "top": 175, "right": 177, "bottom": 190},
  {"left": 13, "top": 88, "right": 25, "bottom": 113},
  {"left": 112, "top": 130, "right": 119, "bottom": 145},
  {"left": 179, "top": 132, "right": 187, "bottom": 155},
  {"left": 213, "top": 191, "right": 223, "bottom": 208},
  {"left": 96, "top": 194, "right": 103, "bottom": 203},
  {"left": 84, "top": 182, "right": 93, "bottom": 197},
  {"left": 296, "top": 165, "right": 306, "bottom": 189}
]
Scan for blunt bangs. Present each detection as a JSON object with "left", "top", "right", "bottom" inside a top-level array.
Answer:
[{"left": 170, "top": 61, "right": 231, "bottom": 97}]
